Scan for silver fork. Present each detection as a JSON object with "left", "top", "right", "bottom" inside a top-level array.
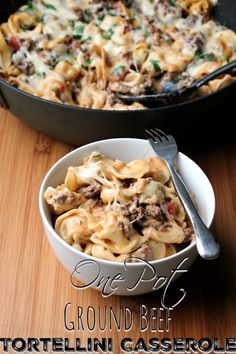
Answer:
[{"left": 144, "top": 128, "right": 220, "bottom": 260}]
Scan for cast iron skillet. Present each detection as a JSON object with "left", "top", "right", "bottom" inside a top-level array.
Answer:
[{"left": 0, "top": 0, "right": 236, "bottom": 145}]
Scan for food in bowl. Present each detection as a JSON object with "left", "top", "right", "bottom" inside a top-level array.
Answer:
[
  {"left": 0, "top": 0, "right": 236, "bottom": 110},
  {"left": 44, "top": 151, "right": 194, "bottom": 262},
  {"left": 39, "top": 138, "right": 215, "bottom": 295}
]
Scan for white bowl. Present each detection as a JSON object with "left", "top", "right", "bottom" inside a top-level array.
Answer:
[{"left": 39, "top": 138, "right": 215, "bottom": 296}]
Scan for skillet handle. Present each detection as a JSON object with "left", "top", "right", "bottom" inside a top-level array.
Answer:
[{"left": 0, "top": 88, "right": 9, "bottom": 109}]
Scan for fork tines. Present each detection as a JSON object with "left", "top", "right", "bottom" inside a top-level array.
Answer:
[{"left": 144, "top": 128, "right": 170, "bottom": 143}]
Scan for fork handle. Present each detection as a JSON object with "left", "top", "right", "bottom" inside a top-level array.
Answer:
[{"left": 167, "top": 163, "right": 220, "bottom": 260}]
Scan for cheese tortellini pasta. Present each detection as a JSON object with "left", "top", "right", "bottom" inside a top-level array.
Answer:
[
  {"left": 0, "top": 0, "right": 235, "bottom": 110},
  {"left": 44, "top": 151, "right": 195, "bottom": 262}
]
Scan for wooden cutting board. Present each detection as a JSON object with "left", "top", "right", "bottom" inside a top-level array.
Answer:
[{"left": 0, "top": 108, "right": 236, "bottom": 353}]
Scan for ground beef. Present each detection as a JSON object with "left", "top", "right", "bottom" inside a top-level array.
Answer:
[
  {"left": 124, "top": 20, "right": 134, "bottom": 33},
  {"left": 185, "top": 32, "right": 205, "bottom": 54},
  {"left": 64, "top": 34, "right": 73, "bottom": 47},
  {"left": 22, "top": 38, "right": 35, "bottom": 51},
  {"left": 144, "top": 204, "right": 162, "bottom": 218},
  {"left": 73, "top": 8, "right": 83, "bottom": 20},
  {"left": 78, "top": 182, "right": 102, "bottom": 198},
  {"left": 110, "top": 76, "right": 152, "bottom": 95},
  {"left": 12, "top": 51, "right": 36, "bottom": 75},
  {"left": 185, "top": 14, "right": 201, "bottom": 27},
  {"left": 54, "top": 194, "right": 75, "bottom": 205},
  {"left": 121, "top": 198, "right": 145, "bottom": 222}
]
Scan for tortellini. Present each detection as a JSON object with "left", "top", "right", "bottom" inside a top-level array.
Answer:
[
  {"left": 0, "top": 29, "right": 11, "bottom": 70},
  {"left": 55, "top": 209, "right": 93, "bottom": 245},
  {"left": 110, "top": 159, "right": 150, "bottom": 180},
  {"left": 45, "top": 152, "right": 194, "bottom": 262},
  {"left": 44, "top": 185, "right": 85, "bottom": 215},
  {"left": 143, "top": 223, "right": 185, "bottom": 244}
]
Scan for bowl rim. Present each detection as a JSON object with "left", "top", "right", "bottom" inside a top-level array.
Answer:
[{"left": 39, "top": 138, "right": 216, "bottom": 267}]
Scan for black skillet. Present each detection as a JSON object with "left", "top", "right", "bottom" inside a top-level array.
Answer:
[{"left": 0, "top": 0, "right": 236, "bottom": 146}]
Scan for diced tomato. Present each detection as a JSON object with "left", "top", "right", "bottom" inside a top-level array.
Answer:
[
  {"left": 8, "top": 37, "right": 21, "bottom": 51},
  {"left": 71, "top": 40, "right": 81, "bottom": 49},
  {"left": 166, "top": 201, "right": 176, "bottom": 215},
  {"left": 59, "top": 82, "right": 65, "bottom": 91}
]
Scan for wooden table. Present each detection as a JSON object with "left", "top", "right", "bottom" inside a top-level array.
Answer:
[{"left": 0, "top": 108, "right": 236, "bottom": 353}]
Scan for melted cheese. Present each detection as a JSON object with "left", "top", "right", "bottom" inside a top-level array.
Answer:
[
  {"left": 0, "top": 0, "right": 235, "bottom": 110},
  {"left": 44, "top": 152, "right": 195, "bottom": 262},
  {"left": 37, "top": 0, "right": 78, "bottom": 20},
  {"left": 134, "top": 0, "right": 156, "bottom": 16}
]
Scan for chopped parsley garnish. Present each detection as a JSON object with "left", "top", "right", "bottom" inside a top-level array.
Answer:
[
  {"left": 82, "top": 36, "right": 93, "bottom": 43},
  {"left": 73, "top": 34, "right": 82, "bottom": 40},
  {"left": 130, "top": 13, "right": 136, "bottom": 21},
  {"left": 144, "top": 29, "right": 150, "bottom": 38},
  {"left": 149, "top": 0, "right": 154, "bottom": 3},
  {"left": 102, "top": 28, "right": 114, "bottom": 40},
  {"left": 81, "top": 64, "right": 88, "bottom": 70},
  {"left": 85, "top": 58, "right": 92, "bottom": 65},
  {"left": 50, "top": 54, "right": 57, "bottom": 62},
  {"left": 135, "top": 25, "right": 142, "bottom": 30},
  {"left": 114, "top": 65, "right": 126, "bottom": 76},
  {"left": 206, "top": 53, "right": 217, "bottom": 61},
  {"left": 150, "top": 59, "right": 161, "bottom": 71},
  {"left": 26, "top": 1, "right": 35, "bottom": 10},
  {"left": 195, "top": 50, "right": 217, "bottom": 62},
  {"left": 75, "top": 24, "right": 85, "bottom": 34},
  {"left": 81, "top": 58, "right": 92, "bottom": 70},
  {"left": 49, "top": 54, "right": 58, "bottom": 67},
  {"left": 69, "top": 20, "right": 75, "bottom": 28},
  {"left": 97, "top": 13, "right": 105, "bottom": 21},
  {"left": 42, "top": 1, "right": 56, "bottom": 10},
  {"left": 220, "top": 57, "right": 228, "bottom": 62},
  {"left": 36, "top": 71, "right": 46, "bottom": 78},
  {"left": 35, "top": 15, "right": 44, "bottom": 23},
  {"left": 107, "top": 4, "right": 114, "bottom": 11},
  {"left": 169, "top": 0, "right": 176, "bottom": 6},
  {"left": 73, "top": 24, "right": 85, "bottom": 39},
  {"left": 109, "top": 11, "right": 118, "bottom": 16},
  {"left": 82, "top": 9, "right": 92, "bottom": 23},
  {"left": 124, "top": 0, "right": 132, "bottom": 6},
  {"left": 20, "top": 24, "right": 29, "bottom": 31}
]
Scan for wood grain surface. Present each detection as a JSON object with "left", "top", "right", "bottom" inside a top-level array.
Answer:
[{"left": 0, "top": 108, "right": 236, "bottom": 353}]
